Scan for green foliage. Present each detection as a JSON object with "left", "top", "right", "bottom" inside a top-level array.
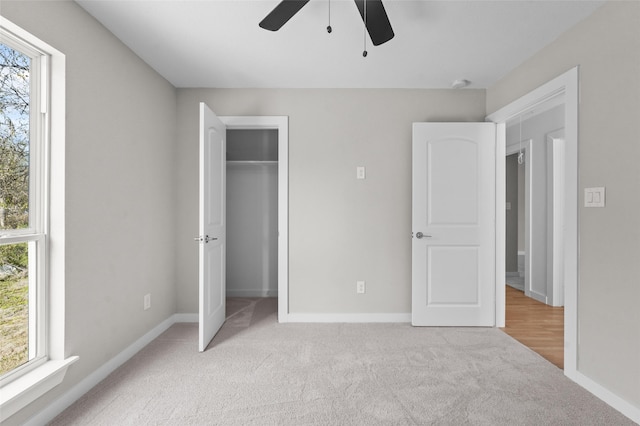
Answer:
[
  {"left": 0, "top": 275, "right": 28, "bottom": 375},
  {"left": 0, "top": 243, "right": 28, "bottom": 271}
]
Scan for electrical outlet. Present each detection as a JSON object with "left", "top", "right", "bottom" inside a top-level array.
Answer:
[
  {"left": 356, "top": 281, "right": 366, "bottom": 294},
  {"left": 144, "top": 293, "right": 151, "bottom": 310},
  {"left": 356, "top": 166, "right": 366, "bottom": 180}
]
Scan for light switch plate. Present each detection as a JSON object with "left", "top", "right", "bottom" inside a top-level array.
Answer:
[
  {"left": 584, "top": 187, "right": 605, "bottom": 207},
  {"left": 356, "top": 166, "right": 366, "bottom": 180}
]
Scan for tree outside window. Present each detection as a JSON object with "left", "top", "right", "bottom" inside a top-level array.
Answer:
[{"left": 0, "top": 42, "right": 31, "bottom": 376}]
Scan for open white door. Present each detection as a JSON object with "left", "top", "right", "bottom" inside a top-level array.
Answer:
[
  {"left": 412, "top": 123, "right": 496, "bottom": 326},
  {"left": 198, "top": 102, "right": 227, "bottom": 351}
]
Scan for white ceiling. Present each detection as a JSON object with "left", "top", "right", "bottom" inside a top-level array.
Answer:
[{"left": 75, "top": 0, "right": 604, "bottom": 89}]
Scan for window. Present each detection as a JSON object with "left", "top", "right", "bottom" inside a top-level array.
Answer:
[
  {"left": 0, "top": 17, "right": 75, "bottom": 422},
  {"left": 1, "top": 26, "right": 47, "bottom": 386}
]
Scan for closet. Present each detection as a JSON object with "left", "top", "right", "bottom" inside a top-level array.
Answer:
[{"left": 226, "top": 129, "right": 278, "bottom": 297}]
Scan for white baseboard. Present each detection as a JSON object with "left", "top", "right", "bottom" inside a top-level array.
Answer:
[
  {"left": 573, "top": 371, "right": 640, "bottom": 424},
  {"left": 283, "top": 313, "right": 411, "bottom": 323},
  {"left": 23, "top": 313, "right": 183, "bottom": 426}
]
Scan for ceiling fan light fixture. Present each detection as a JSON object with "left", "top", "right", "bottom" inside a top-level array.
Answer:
[{"left": 451, "top": 79, "right": 471, "bottom": 89}]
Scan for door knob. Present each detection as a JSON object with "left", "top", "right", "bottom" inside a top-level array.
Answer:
[
  {"left": 416, "top": 232, "right": 432, "bottom": 239},
  {"left": 194, "top": 235, "right": 218, "bottom": 243}
]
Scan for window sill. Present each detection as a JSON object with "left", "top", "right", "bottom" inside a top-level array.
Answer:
[{"left": 0, "top": 356, "right": 78, "bottom": 422}]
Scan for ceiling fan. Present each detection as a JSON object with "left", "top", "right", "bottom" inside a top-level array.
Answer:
[{"left": 259, "top": 0, "right": 395, "bottom": 47}]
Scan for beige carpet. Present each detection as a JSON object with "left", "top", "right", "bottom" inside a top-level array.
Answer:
[{"left": 50, "top": 298, "right": 634, "bottom": 425}]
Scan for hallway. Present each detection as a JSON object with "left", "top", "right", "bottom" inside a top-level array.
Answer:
[{"left": 501, "top": 286, "right": 564, "bottom": 369}]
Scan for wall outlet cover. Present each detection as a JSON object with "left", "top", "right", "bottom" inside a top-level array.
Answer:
[{"left": 144, "top": 294, "right": 151, "bottom": 310}]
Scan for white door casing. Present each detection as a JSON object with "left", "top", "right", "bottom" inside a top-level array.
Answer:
[
  {"left": 412, "top": 123, "right": 496, "bottom": 326},
  {"left": 547, "top": 129, "right": 565, "bottom": 307},
  {"left": 487, "top": 67, "right": 578, "bottom": 377},
  {"left": 220, "top": 116, "right": 289, "bottom": 323},
  {"left": 198, "top": 102, "right": 227, "bottom": 352}
]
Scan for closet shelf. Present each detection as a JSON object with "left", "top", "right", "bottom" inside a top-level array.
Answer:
[{"left": 227, "top": 160, "right": 278, "bottom": 165}]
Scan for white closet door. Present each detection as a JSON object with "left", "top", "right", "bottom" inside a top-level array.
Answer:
[{"left": 198, "top": 102, "right": 226, "bottom": 352}]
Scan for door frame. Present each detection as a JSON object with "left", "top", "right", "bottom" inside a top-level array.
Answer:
[
  {"left": 220, "top": 116, "right": 289, "bottom": 323},
  {"left": 546, "top": 129, "right": 565, "bottom": 307},
  {"left": 487, "top": 67, "right": 579, "bottom": 379}
]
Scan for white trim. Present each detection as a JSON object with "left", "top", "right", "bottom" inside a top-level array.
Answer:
[
  {"left": 487, "top": 67, "right": 579, "bottom": 380},
  {"left": 573, "top": 372, "right": 640, "bottom": 425},
  {"left": 0, "top": 357, "right": 78, "bottom": 422},
  {"left": 284, "top": 313, "right": 412, "bottom": 323},
  {"left": 22, "top": 314, "right": 185, "bottom": 426},
  {"left": 495, "top": 122, "right": 506, "bottom": 327},
  {"left": 220, "top": 116, "right": 289, "bottom": 323},
  {"left": 546, "top": 130, "right": 565, "bottom": 307}
]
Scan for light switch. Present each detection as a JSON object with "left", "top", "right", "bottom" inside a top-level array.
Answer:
[
  {"left": 584, "top": 187, "right": 605, "bottom": 207},
  {"left": 356, "top": 166, "right": 366, "bottom": 180},
  {"left": 506, "top": 202, "right": 511, "bottom": 211}
]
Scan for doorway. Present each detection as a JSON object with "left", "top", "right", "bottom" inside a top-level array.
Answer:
[
  {"left": 220, "top": 116, "right": 289, "bottom": 323},
  {"left": 488, "top": 67, "right": 579, "bottom": 377},
  {"left": 502, "top": 101, "right": 566, "bottom": 368},
  {"left": 505, "top": 100, "right": 565, "bottom": 307},
  {"left": 226, "top": 129, "right": 279, "bottom": 298}
]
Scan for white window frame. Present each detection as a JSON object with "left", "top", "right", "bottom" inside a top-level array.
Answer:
[
  {"left": 1, "top": 20, "right": 48, "bottom": 383},
  {"left": 0, "top": 17, "right": 77, "bottom": 423}
]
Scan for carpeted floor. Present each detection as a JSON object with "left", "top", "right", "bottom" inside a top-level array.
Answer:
[{"left": 50, "top": 298, "right": 635, "bottom": 425}]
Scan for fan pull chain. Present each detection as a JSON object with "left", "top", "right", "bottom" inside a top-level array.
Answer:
[
  {"left": 327, "top": 0, "right": 332, "bottom": 33},
  {"left": 362, "top": 0, "right": 368, "bottom": 57},
  {"left": 518, "top": 114, "right": 524, "bottom": 164}
]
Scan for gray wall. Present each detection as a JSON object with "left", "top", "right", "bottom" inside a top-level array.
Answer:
[
  {"left": 505, "top": 154, "right": 518, "bottom": 272},
  {"left": 3, "top": 0, "right": 638, "bottom": 422},
  {"left": 487, "top": 0, "right": 640, "bottom": 409},
  {"left": 175, "top": 89, "right": 486, "bottom": 314},
  {"left": 1, "top": 2, "right": 178, "bottom": 424}
]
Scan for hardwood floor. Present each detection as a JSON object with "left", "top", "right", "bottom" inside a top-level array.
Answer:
[{"left": 501, "top": 285, "right": 564, "bottom": 369}]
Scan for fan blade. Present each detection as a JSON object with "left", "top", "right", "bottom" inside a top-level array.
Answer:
[
  {"left": 259, "top": 0, "right": 311, "bottom": 31},
  {"left": 354, "top": 0, "right": 394, "bottom": 46}
]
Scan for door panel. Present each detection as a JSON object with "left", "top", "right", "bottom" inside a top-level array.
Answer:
[
  {"left": 428, "top": 139, "right": 478, "bottom": 225},
  {"left": 199, "top": 102, "right": 226, "bottom": 352},
  {"left": 412, "top": 123, "right": 496, "bottom": 326},
  {"left": 428, "top": 246, "right": 479, "bottom": 305}
]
